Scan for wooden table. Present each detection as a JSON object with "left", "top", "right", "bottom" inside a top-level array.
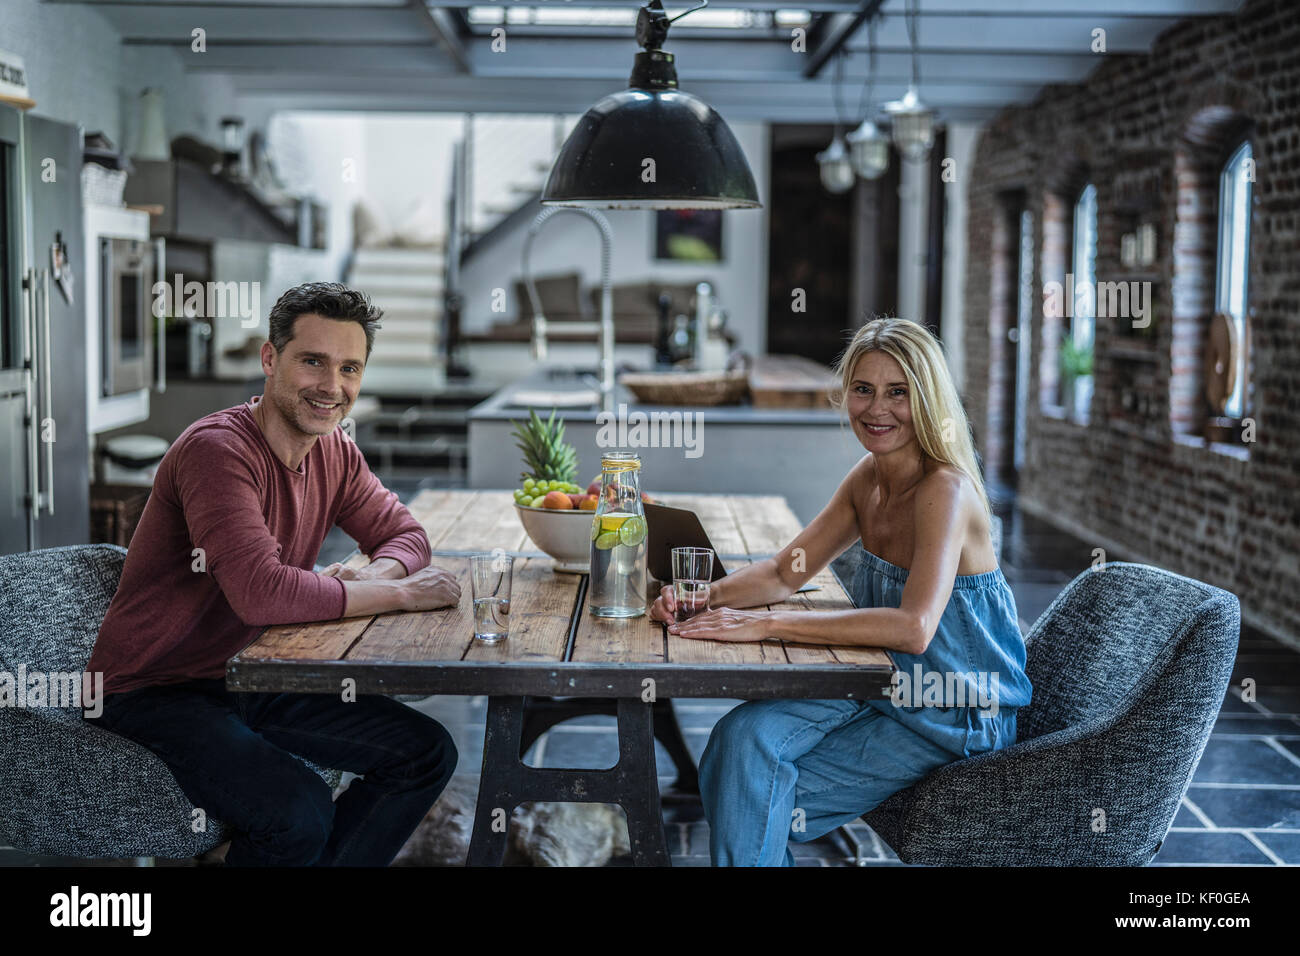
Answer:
[{"left": 228, "top": 490, "right": 895, "bottom": 865}]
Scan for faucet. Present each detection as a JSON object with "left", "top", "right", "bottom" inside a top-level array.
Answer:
[{"left": 521, "top": 207, "right": 615, "bottom": 413}]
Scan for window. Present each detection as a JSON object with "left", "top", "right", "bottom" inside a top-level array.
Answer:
[
  {"left": 1071, "top": 183, "right": 1097, "bottom": 352},
  {"left": 1215, "top": 140, "right": 1252, "bottom": 418},
  {"left": 1013, "top": 209, "right": 1033, "bottom": 471}
]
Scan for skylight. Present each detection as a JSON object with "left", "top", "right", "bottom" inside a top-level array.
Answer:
[{"left": 466, "top": 7, "right": 811, "bottom": 30}]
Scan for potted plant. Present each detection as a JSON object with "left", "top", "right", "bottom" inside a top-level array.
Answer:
[{"left": 1061, "top": 338, "right": 1094, "bottom": 422}]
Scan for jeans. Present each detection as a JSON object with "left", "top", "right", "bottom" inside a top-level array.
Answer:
[
  {"left": 698, "top": 698, "right": 959, "bottom": 866},
  {"left": 83, "top": 677, "right": 456, "bottom": 866}
]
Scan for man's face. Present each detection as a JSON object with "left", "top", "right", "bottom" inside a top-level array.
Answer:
[{"left": 261, "top": 313, "right": 366, "bottom": 437}]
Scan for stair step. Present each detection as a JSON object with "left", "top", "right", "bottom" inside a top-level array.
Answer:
[
  {"left": 367, "top": 353, "right": 440, "bottom": 368},
  {"left": 351, "top": 247, "right": 445, "bottom": 272},
  {"left": 376, "top": 310, "right": 437, "bottom": 325},
  {"left": 368, "top": 408, "right": 470, "bottom": 428},
  {"left": 349, "top": 272, "right": 443, "bottom": 295},
  {"left": 370, "top": 294, "right": 442, "bottom": 314},
  {"left": 358, "top": 436, "right": 468, "bottom": 456},
  {"left": 373, "top": 323, "right": 436, "bottom": 341}
]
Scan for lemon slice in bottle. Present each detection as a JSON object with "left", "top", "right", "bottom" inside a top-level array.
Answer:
[
  {"left": 618, "top": 515, "right": 647, "bottom": 547},
  {"left": 594, "top": 531, "right": 621, "bottom": 551},
  {"left": 599, "top": 512, "right": 632, "bottom": 534}
]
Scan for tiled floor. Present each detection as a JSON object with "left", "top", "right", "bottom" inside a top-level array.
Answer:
[{"left": 5, "top": 481, "right": 1298, "bottom": 867}]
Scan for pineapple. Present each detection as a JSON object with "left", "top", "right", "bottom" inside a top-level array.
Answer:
[{"left": 511, "top": 408, "right": 579, "bottom": 485}]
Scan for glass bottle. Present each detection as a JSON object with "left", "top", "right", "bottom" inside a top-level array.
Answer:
[{"left": 589, "top": 452, "right": 647, "bottom": 618}]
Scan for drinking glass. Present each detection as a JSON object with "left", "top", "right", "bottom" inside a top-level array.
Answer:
[
  {"left": 471, "top": 553, "right": 513, "bottom": 643},
  {"left": 671, "top": 547, "right": 714, "bottom": 623}
]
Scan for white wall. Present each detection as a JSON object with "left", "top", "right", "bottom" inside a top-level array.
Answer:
[
  {"left": 265, "top": 112, "right": 369, "bottom": 284},
  {"left": 358, "top": 113, "right": 462, "bottom": 236},
  {"left": 458, "top": 121, "right": 772, "bottom": 355},
  {"left": 4, "top": 0, "right": 237, "bottom": 152}
]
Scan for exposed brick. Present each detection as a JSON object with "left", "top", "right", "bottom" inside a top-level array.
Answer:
[{"left": 963, "top": 0, "right": 1300, "bottom": 643}]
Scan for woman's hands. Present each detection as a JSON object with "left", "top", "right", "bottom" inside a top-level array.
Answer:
[
  {"left": 648, "top": 584, "right": 677, "bottom": 623},
  {"left": 668, "top": 607, "right": 771, "bottom": 642},
  {"left": 651, "top": 584, "right": 771, "bottom": 642}
]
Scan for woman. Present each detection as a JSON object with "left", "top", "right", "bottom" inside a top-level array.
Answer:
[{"left": 649, "top": 317, "right": 1032, "bottom": 866}]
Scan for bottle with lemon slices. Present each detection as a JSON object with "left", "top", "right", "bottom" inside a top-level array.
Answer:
[{"left": 589, "top": 452, "right": 648, "bottom": 618}]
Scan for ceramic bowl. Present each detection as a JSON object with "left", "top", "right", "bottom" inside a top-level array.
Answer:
[{"left": 515, "top": 503, "right": 594, "bottom": 573}]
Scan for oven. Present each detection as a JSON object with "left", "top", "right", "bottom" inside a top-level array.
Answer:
[{"left": 99, "top": 236, "right": 153, "bottom": 396}]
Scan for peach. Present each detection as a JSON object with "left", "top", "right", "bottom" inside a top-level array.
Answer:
[
  {"left": 578, "top": 495, "right": 598, "bottom": 511},
  {"left": 541, "top": 490, "right": 574, "bottom": 509}
]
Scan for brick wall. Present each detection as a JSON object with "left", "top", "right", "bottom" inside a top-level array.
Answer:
[{"left": 962, "top": 0, "right": 1300, "bottom": 646}]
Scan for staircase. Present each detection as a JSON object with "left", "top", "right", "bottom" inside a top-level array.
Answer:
[
  {"left": 347, "top": 245, "right": 491, "bottom": 489},
  {"left": 348, "top": 246, "right": 446, "bottom": 397},
  {"left": 350, "top": 386, "right": 494, "bottom": 490}
]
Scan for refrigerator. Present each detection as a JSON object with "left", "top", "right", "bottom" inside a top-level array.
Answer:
[{"left": 0, "top": 105, "right": 88, "bottom": 555}]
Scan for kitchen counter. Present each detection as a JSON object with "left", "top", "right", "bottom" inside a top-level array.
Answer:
[{"left": 466, "top": 366, "right": 865, "bottom": 525}]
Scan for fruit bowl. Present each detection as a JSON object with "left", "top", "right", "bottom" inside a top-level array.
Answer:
[{"left": 515, "top": 503, "right": 593, "bottom": 573}]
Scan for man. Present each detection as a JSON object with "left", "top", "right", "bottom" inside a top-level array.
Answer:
[{"left": 84, "top": 282, "right": 461, "bottom": 866}]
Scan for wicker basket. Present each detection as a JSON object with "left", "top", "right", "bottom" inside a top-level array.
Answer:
[{"left": 619, "top": 369, "right": 749, "bottom": 406}]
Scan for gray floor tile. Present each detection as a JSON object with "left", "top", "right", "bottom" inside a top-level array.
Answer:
[
  {"left": 1170, "top": 804, "right": 1206, "bottom": 829},
  {"left": 1211, "top": 715, "right": 1300, "bottom": 737},
  {"left": 1249, "top": 831, "right": 1300, "bottom": 864},
  {"left": 1191, "top": 738, "right": 1300, "bottom": 785},
  {"left": 1151, "top": 831, "right": 1275, "bottom": 865},
  {"left": 1184, "top": 787, "right": 1300, "bottom": 829}
]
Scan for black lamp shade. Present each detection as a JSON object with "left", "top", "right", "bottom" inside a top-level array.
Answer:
[{"left": 542, "top": 88, "right": 761, "bottom": 209}]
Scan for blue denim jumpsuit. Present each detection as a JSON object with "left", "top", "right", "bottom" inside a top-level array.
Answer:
[{"left": 697, "top": 544, "right": 1033, "bottom": 866}]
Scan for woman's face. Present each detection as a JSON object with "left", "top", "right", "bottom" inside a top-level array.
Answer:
[{"left": 846, "top": 350, "right": 917, "bottom": 455}]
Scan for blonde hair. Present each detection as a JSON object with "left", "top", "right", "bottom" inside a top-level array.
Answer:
[{"left": 831, "top": 317, "right": 991, "bottom": 519}]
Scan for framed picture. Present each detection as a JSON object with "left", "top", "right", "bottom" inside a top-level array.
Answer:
[{"left": 655, "top": 209, "right": 724, "bottom": 261}]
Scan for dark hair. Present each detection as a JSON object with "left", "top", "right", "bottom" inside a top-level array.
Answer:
[{"left": 267, "top": 282, "right": 383, "bottom": 359}]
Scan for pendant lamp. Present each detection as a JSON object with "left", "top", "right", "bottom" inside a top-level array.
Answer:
[{"left": 541, "top": 0, "right": 761, "bottom": 210}]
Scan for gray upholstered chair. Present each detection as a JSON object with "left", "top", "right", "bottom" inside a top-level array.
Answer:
[
  {"left": 0, "top": 544, "right": 341, "bottom": 862},
  {"left": 847, "top": 558, "right": 1240, "bottom": 865}
]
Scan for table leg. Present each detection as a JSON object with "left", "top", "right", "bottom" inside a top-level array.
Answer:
[
  {"left": 466, "top": 695, "right": 672, "bottom": 867},
  {"left": 517, "top": 696, "right": 699, "bottom": 794},
  {"left": 614, "top": 698, "right": 672, "bottom": 867},
  {"left": 467, "top": 695, "right": 526, "bottom": 866}
]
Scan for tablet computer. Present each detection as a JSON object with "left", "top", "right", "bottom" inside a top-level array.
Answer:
[{"left": 644, "top": 502, "right": 728, "bottom": 584}]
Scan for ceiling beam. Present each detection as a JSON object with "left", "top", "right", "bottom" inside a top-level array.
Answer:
[
  {"left": 412, "top": 0, "right": 471, "bottom": 72},
  {"left": 804, "top": 1, "right": 885, "bottom": 78}
]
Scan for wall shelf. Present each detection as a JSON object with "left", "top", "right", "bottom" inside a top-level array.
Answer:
[{"left": 1108, "top": 342, "right": 1160, "bottom": 362}]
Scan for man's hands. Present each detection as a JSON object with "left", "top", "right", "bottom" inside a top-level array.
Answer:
[
  {"left": 321, "top": 557, "right": 406, "bottom": 581},
  {"left": 398, "top": 564, "right": 462, "bottom": 612},
  {"left": 333, "top": 559, "right": 461, "bottom": 618}
]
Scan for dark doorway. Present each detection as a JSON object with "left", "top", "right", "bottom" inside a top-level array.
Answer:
[{"left": 765, "top": 126, "right": 854, "bottom": 366}]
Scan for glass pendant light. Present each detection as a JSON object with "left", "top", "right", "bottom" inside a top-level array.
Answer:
[
  {"left": 816, "top": 134, "right": 856, "bottom": 194},
  {"left": 884, "top": 0, "right": 936, "bottom": 163},
  {"left": 541, "top": 0, "right": 760, "bottom": 210},
  {"left": 847, "top": 120, "right": 890, "bottom": 179},
  {"left": 884, "top": 87, "right": 935, "bottom": 163},
  {"left": 845, "top": 19, "right": 889, "bottom": 180},
  {"left": 817, "top": 49, "right": 856, "bottom": 194}
]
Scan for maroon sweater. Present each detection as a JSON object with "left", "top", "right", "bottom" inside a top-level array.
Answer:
[{"left": 88, "top": 396, "right": 431, "bottom": 696}]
